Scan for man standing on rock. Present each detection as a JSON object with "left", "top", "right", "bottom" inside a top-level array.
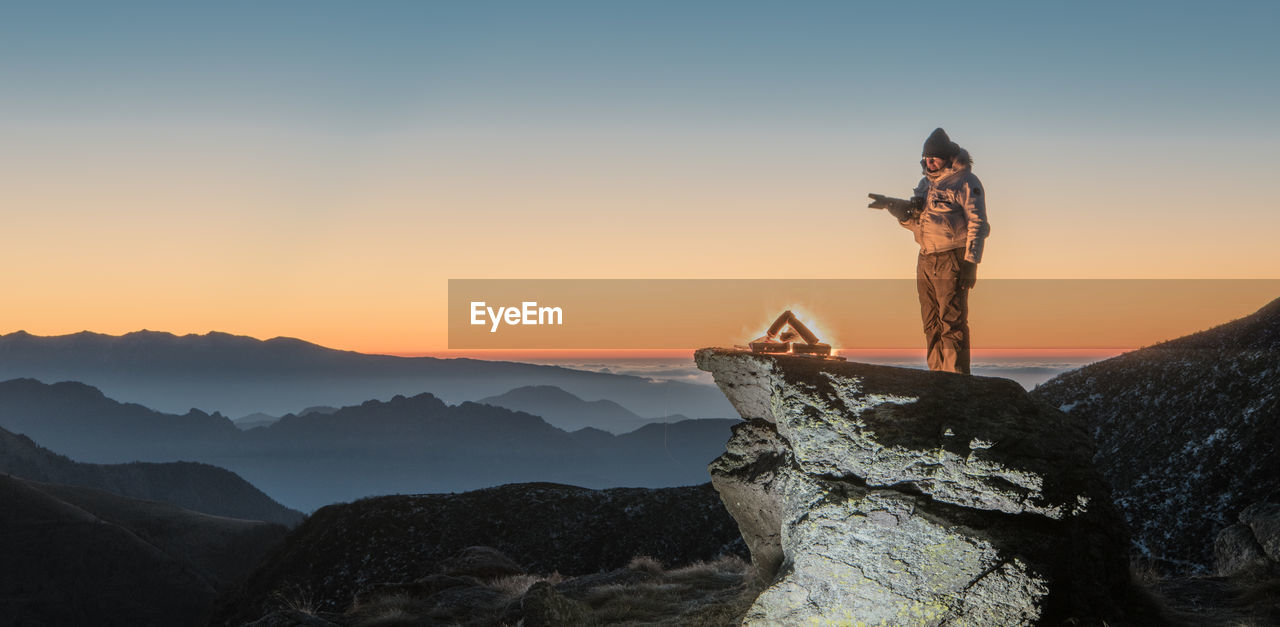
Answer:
[{"left": 869, "top": 128, "right": 990, "bottom": 374}]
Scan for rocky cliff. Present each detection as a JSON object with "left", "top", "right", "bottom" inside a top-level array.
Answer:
[
  {"left": 697, "top": 348, "right": 1147, "bottom": 626},
  {"left": 1032, "top": 296, "right": 1280, "bottom": 573}
]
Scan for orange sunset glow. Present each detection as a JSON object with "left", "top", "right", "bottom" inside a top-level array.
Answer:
[{"left": 4, "top": 4, "right": 1277, "bottom": 357}]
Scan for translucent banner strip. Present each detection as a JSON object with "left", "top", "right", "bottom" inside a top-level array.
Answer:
[{"left": 448, "top": 279, "right": 1280, "bottom": 350}]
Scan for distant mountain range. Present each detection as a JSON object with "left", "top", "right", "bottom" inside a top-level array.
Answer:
[
  {"left": 0, "top": 330, "right": 733, "bottom": 419},
  {"left": 0, "top": 379, "right": 737, "bottom": 511},
  {"left": 478, "top": 385, "right": 672, "bottom": 433},
  {"left": 233, "top": 406, "right": 336, "bottom": 430},
  {"left": 0, "top": 473, "right": 287, "bottom": 626},
  {"left": 0, "top": 425, "right": 302, "bottom": 526},
  {"left": 238, "top": 389, "right": 677, "bottom": 434},
  {"left": 231, "top": 412, "right": 279, "bottom": 430},
  {"left": 1033, "top": 296, "right": 1280, "bottom": 573}
]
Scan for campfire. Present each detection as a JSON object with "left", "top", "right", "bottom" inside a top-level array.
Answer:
[{"left": 740, "top": 310, "right": 840, "bottom": 358}]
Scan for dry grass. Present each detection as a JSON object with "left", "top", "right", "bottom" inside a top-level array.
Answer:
[
  {"left": 486, "top": 571, "right": 565, "bottom": 599},
  {"left": 347, "top": 589, "right": 472, "bottom": 627},
  {"left": 1128, "top": 556, "right": 1164, "bottom": 586},
  {"left": 627, "top": 555, "right": 665, "bottom": 575},
  {"left": 331, "top": 554, "right": 752, "bottom": 626},
  {"left": 667, "top": 554, "right": 748, "bottom": 581},
  {"left": 575, "top": 554, "right": 753, "bottom": 625},
  {"left": 327, "top": 554, "right": 1280, "bottom": 626},
  {"left": 1139, "top": 570, "right": 1280, "bottom": 627},
  {"left": 270, "top": 582, "right": 318, "bottom": 615},
  {"left": 355, "top": 606, "right": 419, "bottom": 627},
  {"left": 1229, "top": 576, "right": 1280, "bottom": 626},
  {"left": 1234, "top": 576, "right": 1280, "bottom": 606}
]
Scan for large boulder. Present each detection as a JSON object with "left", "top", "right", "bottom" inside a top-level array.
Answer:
[
  {"left": 697, "top": 348, "right": 1141, "bottom": 626},
  {"left": 1216, "top": 502, "right": 1280, "bottom": 576},
  {"left": 1241, "top": 502, "right": 1280, "bottom": 563},
  {"left": 1214, "top": 523, "right": 1272, "bottom": 577}
]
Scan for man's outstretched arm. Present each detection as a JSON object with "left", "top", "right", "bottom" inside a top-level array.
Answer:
[{"left": 867, "top": 193, "right": 922, "bottom": 223}]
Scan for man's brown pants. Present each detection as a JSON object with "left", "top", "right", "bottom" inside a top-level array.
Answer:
[{"left": 916, "top": 248, "right": 971, "bottom": 374}]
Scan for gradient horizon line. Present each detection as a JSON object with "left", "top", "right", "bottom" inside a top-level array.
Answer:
[{"left": 398, "top": 347, "right": 1135, "bottom": 360}]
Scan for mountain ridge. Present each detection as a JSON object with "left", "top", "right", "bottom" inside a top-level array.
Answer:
[
  {"left": 0, "top": 378, "right": 737, "bottom": 511},
  {"left": 0, "top": 330, "right": 733, "bottom": 418},
  {"left": 0, "top": 425, "right": 303, "bottom": 525},
  {"left": 478, "top": 384, "right": 662, "bottom": 433},
  {"left": 1148, "top": 295, "right": 1280, "bottom": 351},
  {"left": 1031, "top": 295, "right": 1280, "bottom": 572}
]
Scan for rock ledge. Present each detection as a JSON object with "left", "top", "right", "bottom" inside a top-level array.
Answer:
[{"left": 697, "top": 348, "right": 1137, "bottom": 626}]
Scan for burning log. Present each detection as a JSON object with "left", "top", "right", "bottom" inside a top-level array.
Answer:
[
  {"left": 767, "top": 310, "right": 820, "bottom": 345},
  {"left": 745, "top": 310, "right": 835, "bottom": 358},
  {"left": 749, "top": 338, "right": 791, "bottom": 353},
  {"left": 791, "top": 342, "right": 832, "bottom": 356}
]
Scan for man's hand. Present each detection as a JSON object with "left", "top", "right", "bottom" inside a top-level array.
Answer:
[
  {"left": 960, "top": 261, "right": 978, "bottom": 289},
  {"left": 867, "top": 194, "right": 919, "bottom": 221},
  {"left": 867, "top": 193, "right": 895, "bottom": 209}
]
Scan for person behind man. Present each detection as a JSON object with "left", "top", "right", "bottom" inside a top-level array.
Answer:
[{"left": 870, "top": 128, "right": 990, "bottom": 374}]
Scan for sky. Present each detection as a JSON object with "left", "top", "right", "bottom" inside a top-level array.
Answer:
[{"left": 3, "top": 1, "right": 1277, "bottom": 354}]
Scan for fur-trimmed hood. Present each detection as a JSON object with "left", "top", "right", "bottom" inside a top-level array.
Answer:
[{"left": 921, "top": 148, "right": 973, "bottom": 175}]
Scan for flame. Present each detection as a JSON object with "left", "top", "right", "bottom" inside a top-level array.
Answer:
[{"left": 746, "top": 305, "right": 840, "bottom": 355}]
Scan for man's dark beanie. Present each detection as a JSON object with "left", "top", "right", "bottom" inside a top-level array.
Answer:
[{"left": 922, "top": 127, "right": 959, "bottom": 159}]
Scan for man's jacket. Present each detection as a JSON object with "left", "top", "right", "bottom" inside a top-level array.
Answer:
[{"left": 899, "top": 149, "right": 990, "bottom": 264}]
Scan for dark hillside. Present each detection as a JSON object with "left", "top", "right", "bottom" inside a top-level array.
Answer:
[
  {"left": 0, "top": 426, "right": 302, "bottom": 525},
  {"left": 214, "top": 482, "right": 743, "bottom": 624},
  {"left": 0, "top": 474, "right": 287, "bottom": 626},
  {"left": 1032, "top": 296, "right": 1280, "bottom": 572}
]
